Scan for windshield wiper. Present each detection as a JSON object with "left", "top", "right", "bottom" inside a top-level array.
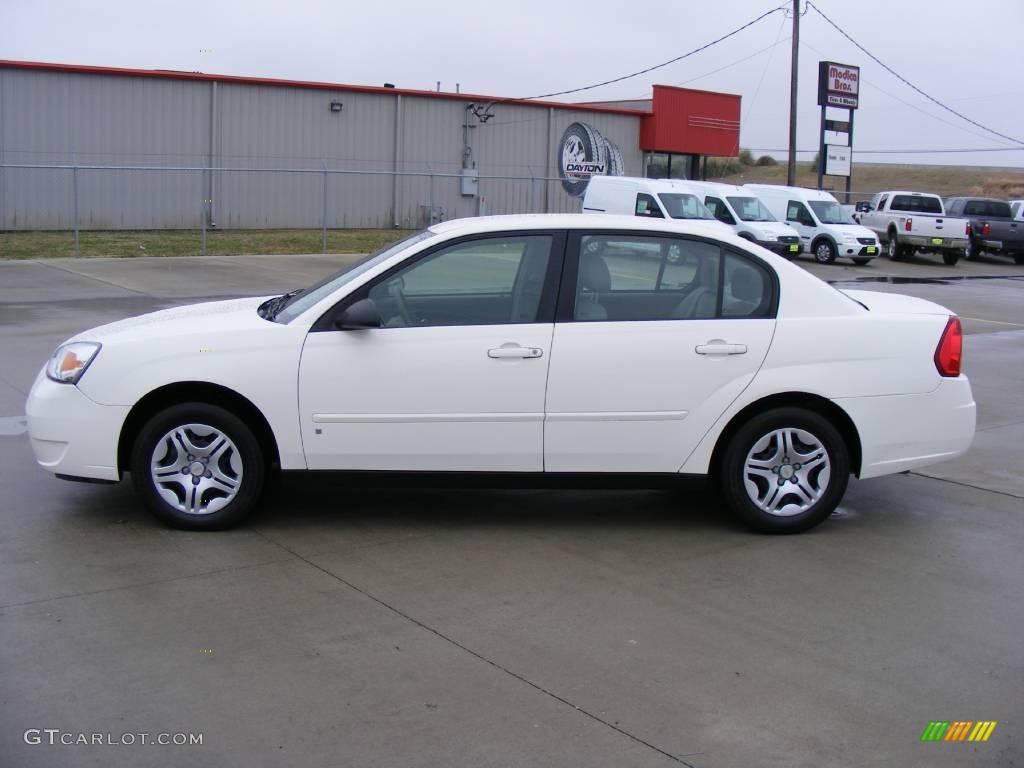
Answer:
[{"left": 260, "top": 288, "right": 304, "bottom": 321}]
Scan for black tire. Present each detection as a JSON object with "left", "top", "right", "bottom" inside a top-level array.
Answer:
[
  {"left": 1013, "top": 253, "right": 1024, "bottom": 266},
  {"left": 852, "top": 257, "right": 872, "bottom": 265},
  {"left": 885, "top": 231, "right": 900, "bottom": 260},
  {"left": 942, "top": 249, "right": 960, "bottom": 266},
  {"left": 558, "top": 122, "right": 608, "bottom": 197},
  {"left": 131, "top": 402, "right": 265, "bottom": 530},
  {"left": 812, "top": 238, "right": 837, "bottom": 264},
  {"left": 719, "top": 407, "right": 850, "bottom": 534},
  {"left": 602, "top": 136, "right": 624, "bottom": 177}
]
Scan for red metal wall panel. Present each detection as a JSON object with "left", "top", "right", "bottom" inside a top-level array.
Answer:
[{"left": 640, "top": 85, "right": 741, "bottom": 157}]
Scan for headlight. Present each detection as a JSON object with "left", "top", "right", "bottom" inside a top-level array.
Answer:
[{"left": 46, "top": 342, "right": 101, "bottom": 384}]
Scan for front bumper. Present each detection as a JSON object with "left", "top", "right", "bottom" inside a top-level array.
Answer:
[
  {"left": 25, "top": 370, "right": 129, "bottom": 482},
  {"left": 760, "top": 240, "right": 802, "bottom": 256},
  {"left": 834, "top": 376, "right": 976, "bottom": 479}
]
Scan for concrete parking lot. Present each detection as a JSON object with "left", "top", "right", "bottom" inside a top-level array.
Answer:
[{"left": 1, "top": 249, "right": 1022, "bottom": 767}]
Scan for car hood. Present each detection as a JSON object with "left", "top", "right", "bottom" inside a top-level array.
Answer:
[
  {"left": 69, "top": 296, "right": 273, "bottom": 344},
  {"left": 839, "top": 289, "right": 952, "bottom": 315},
  {"left": 750, "top": 221, "right": 799, "bottom": 238}
]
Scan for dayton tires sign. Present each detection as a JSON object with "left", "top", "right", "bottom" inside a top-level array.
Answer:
[{"left": 558, "top": 122, "right": 623, "bottom": 197}]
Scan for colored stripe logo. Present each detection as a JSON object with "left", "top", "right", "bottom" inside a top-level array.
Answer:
[{"left": 921, "top": 721, "right": 997, "bottom": 742}]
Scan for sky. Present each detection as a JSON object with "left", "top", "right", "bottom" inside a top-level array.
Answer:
[{"left": 3, "top": 0, "right": 1024, "bottom": 168}]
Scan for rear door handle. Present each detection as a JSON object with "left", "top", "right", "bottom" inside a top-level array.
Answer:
[
  {"left": 488, "top": 344, "right": 543, "bottom": 359},
  {"left": 695, "top": 342, "right": 747, "bottom": 356}
]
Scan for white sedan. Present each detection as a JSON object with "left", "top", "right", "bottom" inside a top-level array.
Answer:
[{"left": 26, "top": 215, "right": 976, "bottom": 534}]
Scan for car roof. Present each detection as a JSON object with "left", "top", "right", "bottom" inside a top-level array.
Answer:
[
  {"left": 884, "top": 191, "right": 941, "bottom": 197},
  {"left": 744, "top": 184, "right": 838, "bottom": 201},
  {"left": 686, "top": 180, "right": 747, "bottom": 194},
  {"left": 429, "top": 213, "right": 730, "bottom": 239}
]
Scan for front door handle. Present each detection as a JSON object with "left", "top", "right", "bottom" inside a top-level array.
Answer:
[
  {"left": 488, "top": 344, "right": 543, "bottom": 359},
  {"left": 695, "top": 341, "right": 748, "bottom": 356}
]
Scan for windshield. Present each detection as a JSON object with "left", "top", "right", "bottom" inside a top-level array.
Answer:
[
  {"left": 271, "top": 230, "right": 436, "bottom": 323},
  {"left": 727, "top": 196, "right": 777, "bottom": 222},
  {"left": 808, "top": 200, "right": 855, "bottom": 225},
  {"left": 658, "top": 193, "right": 714, "bottom": 220}
]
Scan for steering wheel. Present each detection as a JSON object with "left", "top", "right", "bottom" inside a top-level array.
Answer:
[{"left": 387, "top": 278, "right": 416, "bottom": 326}]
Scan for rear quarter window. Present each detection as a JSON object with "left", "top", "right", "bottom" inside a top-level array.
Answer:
[{"left": 890, "top": 195, "right": 942, "bottom": 214}]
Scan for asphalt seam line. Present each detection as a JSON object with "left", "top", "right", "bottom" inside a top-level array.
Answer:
[
  {"left": 908, "top": 471, "right": 1024, "bottom": 500},
  {"left": 30, "top": 259, "right": 152, "bottom": 296},
  {"left": 249, "top": 526, "right": 700, "bottom": 768},
  {"left": 0, "top": 556, "right": 295, "bottom": 611}
]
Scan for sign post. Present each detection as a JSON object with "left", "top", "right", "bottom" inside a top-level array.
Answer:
[{"left": 816, "top": 61, "right": 860, "bottom": 201}]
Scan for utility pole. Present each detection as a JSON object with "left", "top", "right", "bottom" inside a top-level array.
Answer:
[{"left": 787, "top": 0, "right": 800, "bottom": 186}]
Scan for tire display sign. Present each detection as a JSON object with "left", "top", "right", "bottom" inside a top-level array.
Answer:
[
  {"left": 558, "top": 122, "right": 624, "bottom": 197},
  {"left": 817, "top": 61, "right": 860, "bottom": 110}
]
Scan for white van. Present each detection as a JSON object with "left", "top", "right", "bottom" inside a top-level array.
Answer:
[
  {"left": 581, "top": 176, "right": 732, "bottom": 235},
  {"left": 744, "top": 184, "right": 880, "bottom": 264},
  {"left": 685, "top": 181, "right": 802, "bottom": 258}
]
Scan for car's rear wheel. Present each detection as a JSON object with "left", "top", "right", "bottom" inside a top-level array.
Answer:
[
  {"left": 131, "top": 403, "right": 264, "bottom": 530},
  {"left": 719, "top": 408, "right": 850, "bottom": 534}
]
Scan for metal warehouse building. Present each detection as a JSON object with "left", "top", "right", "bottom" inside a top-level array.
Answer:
[{"left": 0, "top": 60, "right": 741, "bottom": 231}]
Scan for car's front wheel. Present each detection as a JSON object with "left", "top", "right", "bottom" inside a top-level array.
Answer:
[
  {"left": 131, "top": 403, "right": 264, "bottom": 530},
  {"left": 719, "top": 408, "right": 850, "bottom": 534}
]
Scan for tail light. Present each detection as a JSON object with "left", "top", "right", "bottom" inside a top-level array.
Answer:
[
  {"left": 965, "top": 222, "right": 972, "bottom": 235},
  {"left": 904, "top": 217, "right": 913, "bottom": 232},
  {"left": 934, "top": 316, "right": 963, "bottom": 377},
  {"left": 982, "top": 222, "right": 991, "bottom": 236}
]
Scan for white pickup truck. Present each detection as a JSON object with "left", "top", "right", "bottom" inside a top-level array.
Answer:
[{"left": 856, "top": 191, "right": 969, "bottom": 266}]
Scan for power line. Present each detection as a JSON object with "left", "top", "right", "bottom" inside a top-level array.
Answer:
[
  {"left": 519, "top": 4, "right": 787, "bottom": 101},
  {"left": 798, "top": 38, "right": 1015, "bottom": 148},
  {"left": 806, "top": 1, "right": 1024, "bottom": 147},
  {"left": 748, "top": 146, "right": 1024, "bottom": 154}
]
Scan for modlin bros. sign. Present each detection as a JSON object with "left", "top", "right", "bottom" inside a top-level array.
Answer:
[{"left": 817, "top": 61, "right": 860, "bottom": 109}]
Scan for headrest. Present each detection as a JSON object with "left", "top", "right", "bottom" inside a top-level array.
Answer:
[{"left": 579, "top": 253, "right": 611, "bottom": 293}]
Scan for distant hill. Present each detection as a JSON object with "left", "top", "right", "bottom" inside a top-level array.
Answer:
[{"left": 710, "top": 162, "right": 1024, "bottom": 202}]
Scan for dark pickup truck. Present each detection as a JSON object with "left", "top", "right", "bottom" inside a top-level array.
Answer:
[{"left": 945, "top": 197, "right": 1024, "bottom": 264}]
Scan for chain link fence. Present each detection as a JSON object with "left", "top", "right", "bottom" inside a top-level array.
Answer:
[{"left": 0, "top": 162, "right": 585, "bottom": 257}]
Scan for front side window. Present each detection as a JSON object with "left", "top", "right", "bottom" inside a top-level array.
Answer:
[
  {"left": 705, "top": 197, "right": 736, "bottom": 225},
  {"left": 635, "top": 194, "right": 664, "bottom": 218},
  {"left": 726, "top": 196, "right": 776, "bottom": 222},
  {"left": 787, "top": 201, "right": 814, "bottom": 225},
  {"left": 366, "top": 235, "right": 553, "bottom": 328},
  {"left": 808, "top": 200, "right": 855, "bottom": 224},
  {"left": 573, "top": 235, "right": 721, "bottom": 321},
  {"left": 659, "top": 193, "right": 715, "bottom": 220},
  {"left": 273, "top": 230, "right": 435, "bottom": 323}
]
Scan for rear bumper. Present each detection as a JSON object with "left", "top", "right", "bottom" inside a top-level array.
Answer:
[
  {"left": 834, "top": 376, "right": 976, "bottom": 479},
  {"left": 25, "top": 370, "right": 128, "bottom": 482},
  {"left": 903, "top": 235, "right": 968, "bottom": 249}
]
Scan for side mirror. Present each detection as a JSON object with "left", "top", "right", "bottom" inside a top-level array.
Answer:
[
  {"left": 855, "top": 201, "right": 872, "bottom": 213},
  {"left": 334, "top": 298, "right": 382, "bottom": 330}
]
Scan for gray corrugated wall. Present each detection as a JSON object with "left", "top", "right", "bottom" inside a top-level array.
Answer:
[{"left": 0, "top": 67, "right": 642, "bottom": 230}]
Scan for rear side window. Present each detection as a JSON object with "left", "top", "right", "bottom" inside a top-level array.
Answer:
[
  {"left": 890, "top": 195, "right": 943, "bottom": 214},
  {"left": 722, "top": 253, "right": 772, "bottom": 318},
  {"left": 635, "top": 194, "right": 664, "bottom": 218},
  {"left": 964, "top": 200, "right": 1012, "bottom": 217},
  {"left": 569, "top": 234, "right": 776, "bottom": 322}
]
